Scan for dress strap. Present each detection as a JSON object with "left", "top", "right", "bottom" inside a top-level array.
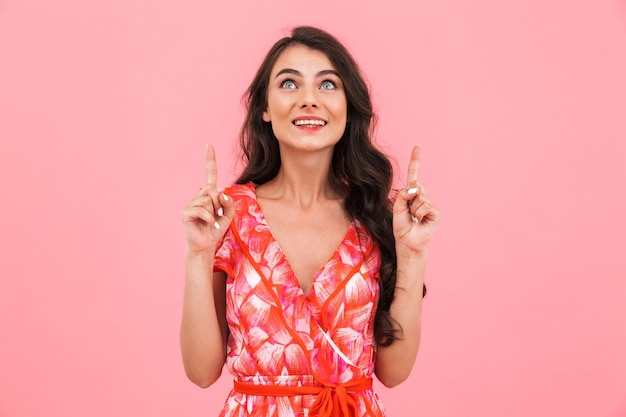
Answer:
[{"left": 234, "top": 377, "right": 373, "bottom": 417}]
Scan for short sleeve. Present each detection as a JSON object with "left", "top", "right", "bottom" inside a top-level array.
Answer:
[{"left": 213, "top": 225, "right": 235, "bottom": 276}]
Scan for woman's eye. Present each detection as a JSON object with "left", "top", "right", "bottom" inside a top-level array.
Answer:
[
  {"left": 320, "top": 80, "right": 336, "bottom": 90},
  {"left": 280, "top": 80, "right": 297, "bottom": 89}
]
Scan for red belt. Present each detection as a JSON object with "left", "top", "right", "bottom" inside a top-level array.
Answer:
[{"left": 234, "top": 377, "right": 373, "bottom": 417}]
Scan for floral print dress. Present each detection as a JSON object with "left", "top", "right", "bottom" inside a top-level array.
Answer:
[{"left": 213, "top": 183, "right": 387, "bottom": 417}]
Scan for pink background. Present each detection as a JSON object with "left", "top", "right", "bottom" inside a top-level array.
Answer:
[{"left": 1, "top": 0, "right": 625, "bottom": 416}]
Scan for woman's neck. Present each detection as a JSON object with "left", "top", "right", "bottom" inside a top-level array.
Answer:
[{"left": 256, "top": 149, "right": 342, "bottom": 208}]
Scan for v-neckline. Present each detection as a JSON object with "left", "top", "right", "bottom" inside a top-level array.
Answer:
[{"left": 249, "top": 186, "right": 355, "bottom": 298}]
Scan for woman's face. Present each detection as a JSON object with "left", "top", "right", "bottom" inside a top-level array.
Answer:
[{"left": 263, "top": 45, "right": 347, "bottom": 154}]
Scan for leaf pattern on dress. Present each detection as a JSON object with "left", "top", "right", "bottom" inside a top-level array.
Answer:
[{"left": 213, "top": 183, "right": 387, "bottom": 417}]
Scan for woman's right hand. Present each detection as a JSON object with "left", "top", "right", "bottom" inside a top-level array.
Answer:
[{"left": 181, "top": 144, "right": 234, "bottom": 254}]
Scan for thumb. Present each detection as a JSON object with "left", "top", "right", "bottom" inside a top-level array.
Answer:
[
  {"left": 216, "top": 192, "right": 235, "bottom": 226},
  {"left": 392, "top": 187, "right": 418, "bottom": 215}
]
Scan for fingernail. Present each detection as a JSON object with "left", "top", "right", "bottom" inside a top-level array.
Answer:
[
  {"left": 221, "top": 193, "right": 229, "bottom": 201},
  {"left": 407, "top": 187, "right": 418, "bottom": 195},
  {"left": 217, "top": 207, "right": 224, "bottom": 217},
  {"left": 213, "top": 221, "right": 220, "bottom": 230},
  {"left": 206, "top": 143, "right": 209, "bottom": 151}
]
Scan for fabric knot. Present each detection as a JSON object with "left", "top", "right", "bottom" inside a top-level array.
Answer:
[{"left": 309, "top": 379, "right": 372, "bottom": 417}]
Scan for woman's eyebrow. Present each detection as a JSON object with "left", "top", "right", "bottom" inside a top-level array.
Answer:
[
  {"left": 274, "top": 68, "right": 340, "bottom": 78},
  {"left": 275, "top": 68, "right": 301, "bottom": 78},
  {"left": 317, "top": 69, "right": 340, "bottom": 78}
]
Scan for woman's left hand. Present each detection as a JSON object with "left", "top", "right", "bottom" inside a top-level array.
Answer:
[{"left": 392, "top": 145, "right": 441, "bottom": 255}]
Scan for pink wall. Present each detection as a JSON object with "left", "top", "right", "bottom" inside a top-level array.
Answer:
[{"left": 1, "top": 0, "right": 625, "bottom": 416}]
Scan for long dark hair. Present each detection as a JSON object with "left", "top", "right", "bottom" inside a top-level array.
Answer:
[{"left": 236, "top": 26, "right": 422, "bottom": 346}]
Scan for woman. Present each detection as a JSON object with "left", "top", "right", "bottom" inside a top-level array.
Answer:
[{"left": 180, "top": 26, "right": 440, "bottom": 417}]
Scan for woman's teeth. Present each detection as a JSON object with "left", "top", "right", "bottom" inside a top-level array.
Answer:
[{"left": 293, "top": 120, "right": 327, "bottom": 126}]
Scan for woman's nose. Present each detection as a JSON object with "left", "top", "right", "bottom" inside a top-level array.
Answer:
[{"left": 299, "top": 85, "right": 318, "bottom": 108}]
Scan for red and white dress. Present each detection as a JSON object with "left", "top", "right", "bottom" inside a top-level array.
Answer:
[{"left": 214, "top": 183, "right": 387, "bottom": 417}]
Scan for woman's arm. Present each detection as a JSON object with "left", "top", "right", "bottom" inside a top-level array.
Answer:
[
  {"left": 374, "top": 251, "right": 427, "bottom": 387},
  {"left": 180, "top": 258, "right": 229, "bottom": 388},
  {"left": 179, "top": 144, "right": 234, "bottom": 388},
  {"left": 375, "top": 145, "right": 440, "bottom": 387}
]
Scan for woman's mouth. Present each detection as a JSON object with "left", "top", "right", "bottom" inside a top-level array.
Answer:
[{"left": 293, "top": 119, "right": 327, "bottom": 127}]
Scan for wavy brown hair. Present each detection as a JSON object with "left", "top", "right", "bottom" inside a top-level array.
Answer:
[{"left": 236, "top": 26, "right": 424, "bottom": 346}]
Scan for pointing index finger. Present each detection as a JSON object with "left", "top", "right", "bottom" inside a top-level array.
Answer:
[
  {"left": 407, "top": 144, "right": 421, "bottom": 186},
  {"left": 205, "top": 144, "right": 218, "bottom": 186}
]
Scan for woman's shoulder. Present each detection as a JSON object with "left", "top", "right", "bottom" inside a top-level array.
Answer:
[
  {"left": 223, "top": 182, "right": 261, "bottom": 219},
  {"left": 223, "top": 182, "right": 256, "bottom": 201}
]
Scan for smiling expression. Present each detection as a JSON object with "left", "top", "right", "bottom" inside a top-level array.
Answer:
[{"left": 263, "top": 44, "right": 348, "bottom": 153}]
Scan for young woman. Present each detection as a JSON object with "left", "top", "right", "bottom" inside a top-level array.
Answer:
[{"left": 180, "top": 26, "right": 440, "bottom": 417}]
